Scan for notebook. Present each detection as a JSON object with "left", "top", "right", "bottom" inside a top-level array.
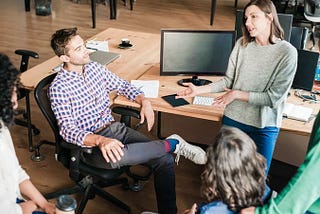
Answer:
[
  {"left": 89, "top": 50, "right": 120, "bottom": 65},
  {"left": 283, "top": 103, "right": 313, "bottom": 122},
  {"left": 162, "top": 94, "right": 189, "bottom": 107}
]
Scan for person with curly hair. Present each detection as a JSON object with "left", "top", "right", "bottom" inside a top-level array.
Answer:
[
  {"left": 183, "top": 126, "right": 267, "bottom": 214},
  {"left": 0, "top": 53, "right": 55, "bottom": 214},
  {"left": 241, "top": 111, "right": 320, "bottom": 214}
]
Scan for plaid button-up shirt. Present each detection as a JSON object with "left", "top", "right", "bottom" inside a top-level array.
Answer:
[{"left": 49, "top": 61, "right": 143, "bottom": 146}]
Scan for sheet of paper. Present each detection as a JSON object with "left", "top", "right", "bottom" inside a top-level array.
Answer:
[
  {"left": 131, "top": 80, "right": 159, "bottom": 98},
  {"left": 283, "top": 103, "right": 313, "bottom": 122}
]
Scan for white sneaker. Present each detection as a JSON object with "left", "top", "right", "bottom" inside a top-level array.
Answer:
[{"left": 167, "top": 134, "right": 207, "bottom": 165}]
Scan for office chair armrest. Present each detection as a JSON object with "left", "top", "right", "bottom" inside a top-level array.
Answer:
[
  {"left": 15, "top": 49, "right": 39, "bottom": 59},
  {"left": 60, "top": 140, "right": 93, "bottom": 181},
  {"left": 112, "top": 106, "right": 141, "bottom": 119}
]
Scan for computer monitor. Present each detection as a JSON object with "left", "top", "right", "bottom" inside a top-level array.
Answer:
[
  {"left": 292, "top": 49, "right": 319, "bottom": 91},
  {"left": 160, "top": 29, "right": 235, "bottom": 86}
]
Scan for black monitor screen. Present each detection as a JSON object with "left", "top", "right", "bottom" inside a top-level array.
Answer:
[
  {"left": 160, "top": 30, "right": 235, "bottom": 86},
  {"left": 292, "top": 49, "right": 319, "bottom": 91}
]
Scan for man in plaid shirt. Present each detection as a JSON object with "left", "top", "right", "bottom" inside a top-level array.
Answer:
[{"left": 49, "top": 28, "right": 206, "bottom": 213}]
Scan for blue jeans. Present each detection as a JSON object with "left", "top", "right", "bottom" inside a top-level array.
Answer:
[
  {"left": 222, "top": 116, "right": 280, "bottom": 175},
  {"left": 81, "top": 122, "right": 177, "bottom": 214}
]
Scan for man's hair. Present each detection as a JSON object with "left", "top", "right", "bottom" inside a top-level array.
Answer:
[
  {"left": 0, "top": 53, "right": 20, "bottom": 129},
  {"left": 201, "top": 126, "right": 266, "bottom": 212},
  {"left": 241, "top": 0, "right": 284, "bottom": 45},
  {"left": 51, "top": 27, "right": 78, "bottom": 56}
]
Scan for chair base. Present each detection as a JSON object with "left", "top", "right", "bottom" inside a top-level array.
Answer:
[{"left": 45, "top": 175, "right": 131, "bottom": 214}]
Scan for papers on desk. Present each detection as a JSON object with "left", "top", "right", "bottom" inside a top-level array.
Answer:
[
  {"left": 131, "top": 80, "right": 159, "bottom": 98},
  {"left": 283, "top": 103, "right": 313, "bottom": 122},
  {"left": 86, "top": 40, "right": 109, "bottom": 52}
]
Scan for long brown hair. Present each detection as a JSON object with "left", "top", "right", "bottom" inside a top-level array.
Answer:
[
  {"left": 241, "top": 0, "right": 284, "bottom": 45},
  {"left": 200, "top": 126, "right": 266, "bottom": 212}
]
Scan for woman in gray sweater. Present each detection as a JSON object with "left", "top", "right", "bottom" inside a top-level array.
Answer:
[{"left": 177, "top": 0, "right": 297, "bottom": 173}]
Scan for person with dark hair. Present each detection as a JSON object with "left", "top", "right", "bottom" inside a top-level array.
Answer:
[
  {"left": 177, "top": 0, "right": 297, "bottom": 174},
  {"left": 49, "top": 27, "right": 207, "bottom": 213},
  {"left": 183, "top": 126, "right": 267, "bottom": 214},
  {"left": 0, "top": 53, "right": 55, "bottom": 213},
  {"left": 240, "top": 111, "right": 320, "bottom": 214}
]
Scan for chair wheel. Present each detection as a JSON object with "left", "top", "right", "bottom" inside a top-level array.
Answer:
[
  {"left": 33, "top": 128, "right": 40, "bottom": 135},
  {"left": 129, "top": 182, "right": 143, "bottom": 192}
]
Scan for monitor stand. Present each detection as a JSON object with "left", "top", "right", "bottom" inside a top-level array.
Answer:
[{"left": 177, "top": 76, "right": 212, "bottom": 87}]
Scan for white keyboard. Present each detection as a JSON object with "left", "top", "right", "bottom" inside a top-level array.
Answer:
[{"left": 193, "top": 96, "right": 215, "bottom": 106}]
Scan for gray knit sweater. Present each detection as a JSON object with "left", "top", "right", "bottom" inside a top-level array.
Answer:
[{"left": 210, "top": 39, "right": 297, "bottom": 128}]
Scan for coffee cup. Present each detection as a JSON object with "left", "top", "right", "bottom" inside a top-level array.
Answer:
[{"left": 121, "top": 38, "right": 130, "bottom": 46}]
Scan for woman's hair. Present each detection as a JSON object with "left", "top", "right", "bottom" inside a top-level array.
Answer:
[
  {"left": 200, "top": 126, "right": 266, "bottom": 212},
  {"left": 0, "top": 53, "right": 20, "bottom": 129},
  {"left": 51, "top": 27, "right": 78, "bottom": 57},
  {"left": 241, "top": 0, "right": 284, "bottom": 45}
]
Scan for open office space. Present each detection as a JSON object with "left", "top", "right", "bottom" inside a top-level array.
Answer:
[{"left": 1, "top": 0, "right": 320, "bottom": 213}]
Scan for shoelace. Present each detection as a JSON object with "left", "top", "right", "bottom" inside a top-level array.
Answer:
[{"left": 175, "top": 142, "right": 196, "bottom": 165}]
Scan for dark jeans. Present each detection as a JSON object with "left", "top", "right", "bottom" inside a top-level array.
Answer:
[
  {"left": 81, "top": 122, "right": 177, "bottom": 214},
  {"left": 222, "top": 116, "right": 280, "bottom": 175}
]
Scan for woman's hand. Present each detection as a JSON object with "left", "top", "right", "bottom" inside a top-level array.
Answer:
[
  {"left": 42, "top": 201, "right": 56, "bottom": 214},
  {"left": 20, "top": 201, "right": 37, "bottom": 214},
  {"left": 240, "top": 206, "right": 255, "bottom": 214},
  {"left": 176, "top": 83, "right": 199, "bottom": 98},
  {"left": 213, "top": 88, "right": 249, "bottom": 107},
  {"left": 183, "top": 203, "right": 197, "bottom": 214}
]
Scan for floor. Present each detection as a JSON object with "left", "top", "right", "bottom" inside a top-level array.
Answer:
[{"left": 2, "top": 0, "right": 307, "bottom": 213}]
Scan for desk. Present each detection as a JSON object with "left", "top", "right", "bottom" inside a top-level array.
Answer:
[
  {"left": 114, "top": 64, "right": 320, "bottom": 137},
  {"left": 21, "top": 28, "right": 319, "bottom": 140},
  {"left": 114, "top": 65, "right": 224, "bottom": 122},
  {"left": 20, "top": 28, "right": 161, "bottom": 90}
]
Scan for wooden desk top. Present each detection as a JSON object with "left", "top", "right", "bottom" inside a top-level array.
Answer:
[
  {"left": 20, "top": 28, "right": 161, "bottom": 90},
  {"left": 114, "top": 65, "right": 320, "bottom": 136},
  {"left": 114, "top": 65, "right": 225, "bottom": 122},
  {"left": 21, "top": 27, "right": 319, "bottom": 136}
]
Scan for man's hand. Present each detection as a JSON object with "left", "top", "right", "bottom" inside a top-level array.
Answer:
[
  {"left": 135, "top": 94, "right": 155, "bottom": 131},
  {"left": 240, "top": 206, "right": 255, "bottom": 214},
  {"left": 140, "top": 99, "right": 154, "bottom": 131},
  {"left": 183, "top": 203, "right": 197, "bottom": 214},
  {"left": 96, "top": 135, "right": 124, "bottom": 163}
]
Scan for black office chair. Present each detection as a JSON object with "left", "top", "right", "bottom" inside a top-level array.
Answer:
[
  {"left": 290, "top": 26, "right": 309, "bottom": 49},
  {"left": 14, "top": 49, "right": 42, "bottom": 161},
  {"left": 235, "top": 10, "right": 293, "bottom": 42},
  {"left": 34, "top": 73, "right": 131, "bottom": 214},
  {"left": 304, "top": 0, "right": 320, "bottom": 49},
  {"left": 90, "top": 0, "right": 134, "bottom": 28},
  {"left": 112, "top": 106, "right": 153, "bottom": 192}
]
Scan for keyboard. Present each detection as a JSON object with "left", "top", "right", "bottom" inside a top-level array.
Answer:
[{"left": 193, "top": 96, "right": 215, "bottom": 106}]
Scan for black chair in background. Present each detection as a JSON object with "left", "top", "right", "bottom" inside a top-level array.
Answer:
[
  {"left": 235, "top": 10, "right": 293, "bottom": 42},
  {"left": 34, "top": 73, "right": 131, "bottom": 214},
  {"left": 304, "top": 0, "right": 320, "bottom": 49},
  {"left": 14, "top": 49, "right": 42, "bottom": 161},
  {"left": 290, "top": 26, "right": 309, "bottom": 49},
  {"left": 90, "top": 0, "right": 133, "bottom": 28}
]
